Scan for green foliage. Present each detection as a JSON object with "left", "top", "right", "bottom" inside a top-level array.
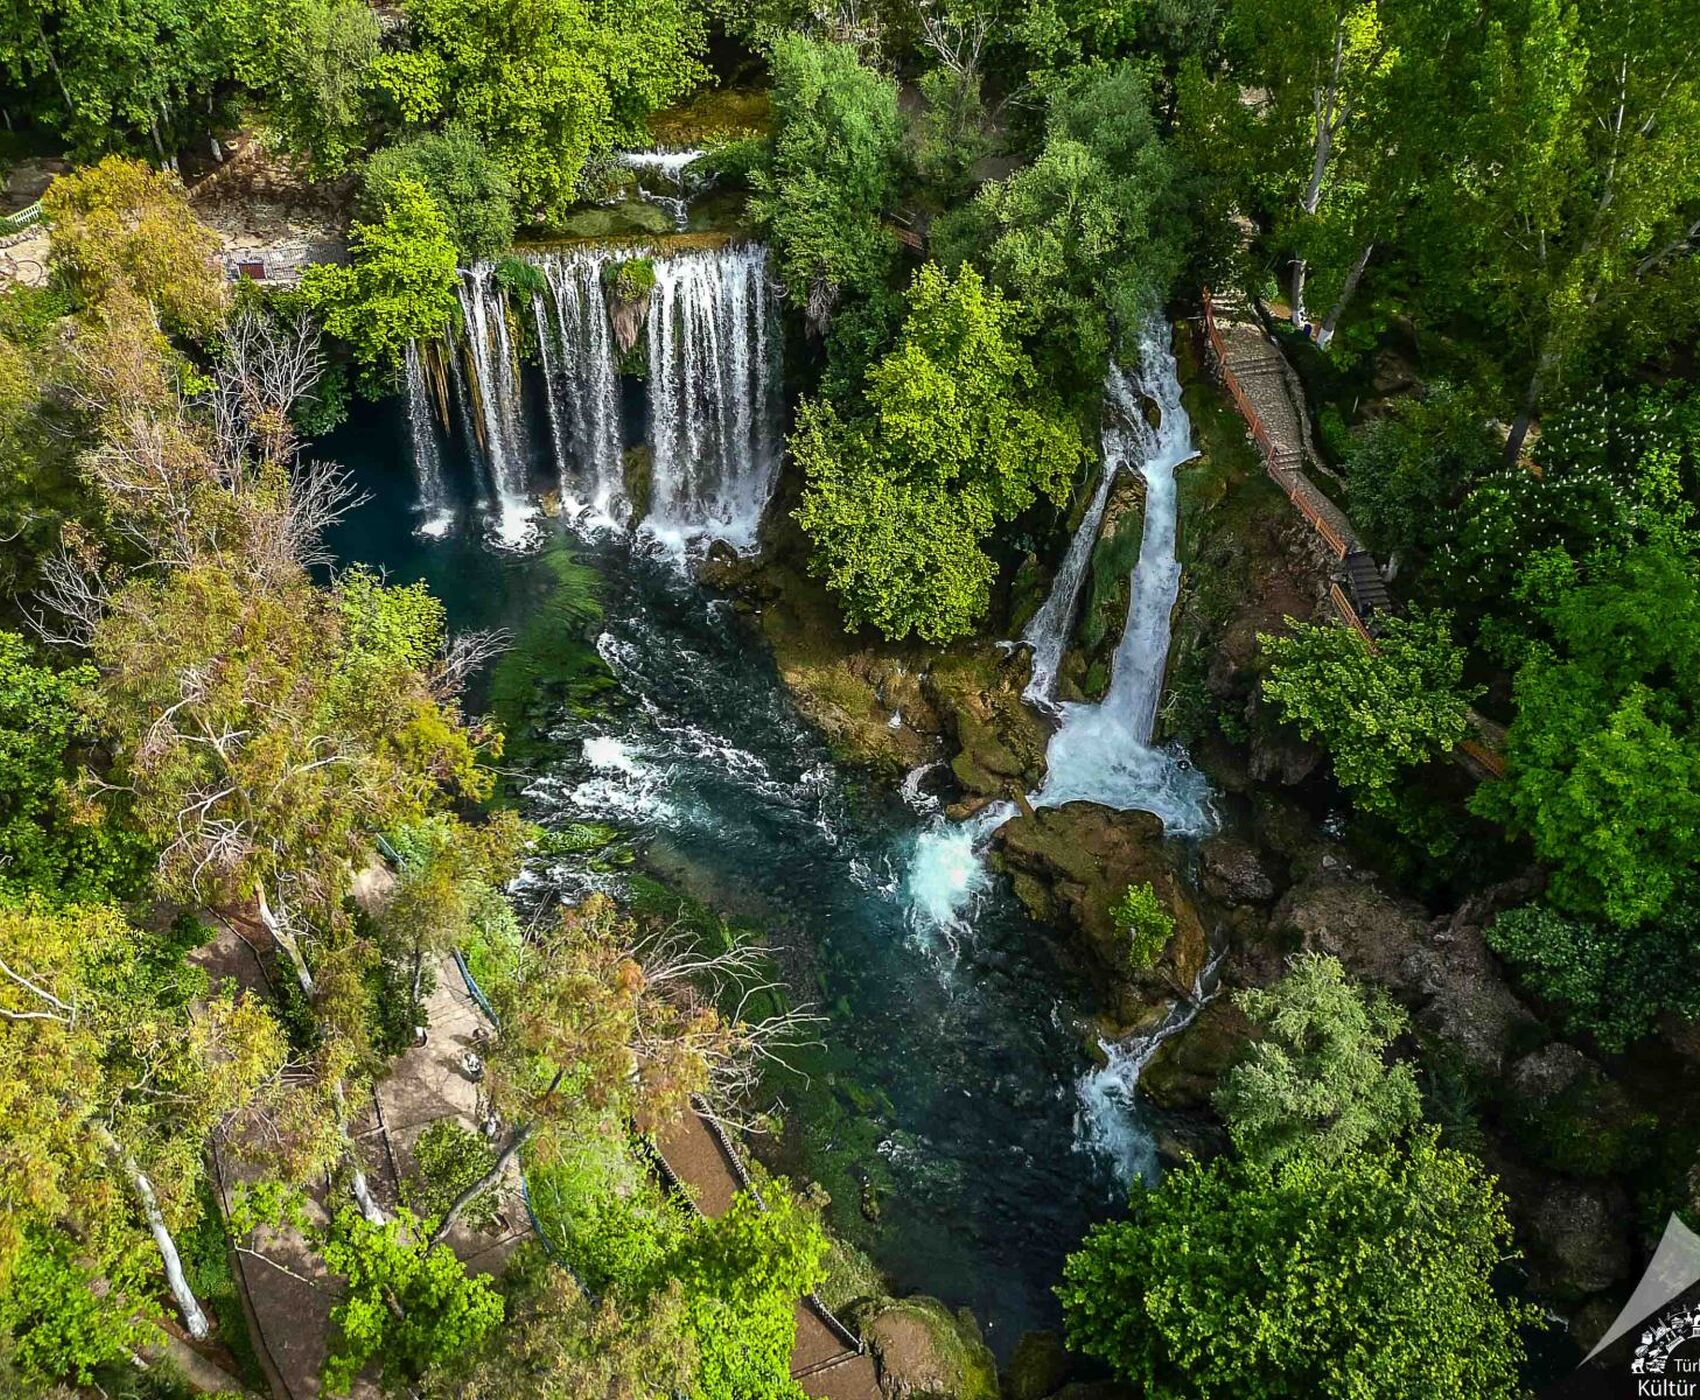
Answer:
[
  {"left": 1485, "top": 903, "right": 1700, "bottom": 1052},
  {"left": 1260, "top": 609, "right": 1478, "bottom": 808},
  {"left": 0, "top": 633, "right": 149, "bottom": 905},
  {"left": 1058, "top": 1136, "right": 1536, "bottom": 1399},
  {"left": 664, "top": 1187, "right": 826, "bottom": 1400},
  {"left": 609, "top": 257, "right": 655, "bottom": 303},
  {"left": 406, "top": 1121, "right": 501, "bottom": 1229},
  {"left": 793, "top": 263, "right": 1088, "bottom": 642},
  {"left": 370, "top": 0, "right": 706, "bottom": 216},
  {"left": 1217, "top": 954, "right": 1422, "bottom": 1167},
  {"left": 1474, "top": 543, "right": 1700, "bottom": 928},
  {"left": 236, "top": 0, "right": 381, "bottom": 173},
  {"left": 363, "top": 127, "right": 517, "bottom": 261},
  {"left": 749, "top": 35, "right": 904, "bottom": 329},
  {"left": 965, "top": 61, "right": 1184, "bottom": 393},
  {"left": 912, "top": 65, "right": 991, "bottom": 206},
  {"left": 493, "top": 255, "right": 547, "bottom": 302},
  {"left": 1111, "top": 882, "right": 1174, "bottom": 971},
  {"left": 303, "top": 175, "right": 461, "bottom": 374},
  {"left": 320, "top": 1207, "right": 504, "bottom": 1394},
  {"left": 1344, "top": 386, "right": 1498, "bottom": 558},
  {"left": 0, "top": 1231, "right": 160, "bottom": 1389}
]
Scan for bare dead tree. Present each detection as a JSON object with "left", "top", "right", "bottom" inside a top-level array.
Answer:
[
  {"left": 437, "top": 628, "right": 513, "bottom": 697},
  {"left": 918, "top": 0, "right": 987, "bottom": 82}
]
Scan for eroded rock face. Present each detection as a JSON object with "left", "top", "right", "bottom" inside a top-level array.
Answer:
[
  {"left": 992, "top": 802, "right": 1209, "bottom": 998},
  {"left": 1273, "top": 866, "right": 1538, "bottom": 1075},
  {"left": 1200, "top": 834, "right": 1278, "bottom": 905},
  {"left": 1515, "top": 1177, "right": 1634, "bottom": 1299},
  {"left": 1141, "top": 996, "right": 1257, "bottom": 1112}
]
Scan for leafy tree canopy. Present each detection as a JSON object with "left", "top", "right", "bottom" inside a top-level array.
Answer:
[
  {"left": 1261, "top": 609, "right": 1478, "bottom": 807},
  {"left": 1474, "top": 541, "right": 1700, "bottom": 929},
  {"left": 1058, "top": 1135, "right": 1536, "bottom": 1399},
  {"left": 954, "top": 60, "right": 1185, "bottom": 394},
  {"left": 749, "top": 34, "right": 905, "bottom": 334},
  {"left": 234, "top": 0, "right": 382, "bottom": 175},
  {"left": 793, "top": 262, "right": 1088, "bottom": 642},
  {"left": 362, "top": 125, "right": 517, "bottom": 262},
  {"left": 370, "top": 0, "right": 706, "bottom": 216},
  {"left": 301, "top": 174, "right": 462, "bottom": 373},
  {"left": 1217, "top": 953, "right": 1422, "bottom": 1167}
]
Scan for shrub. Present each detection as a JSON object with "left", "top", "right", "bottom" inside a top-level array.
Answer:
[{"left": 1111, "top": 882, "right": 1174, "bottom": 970}]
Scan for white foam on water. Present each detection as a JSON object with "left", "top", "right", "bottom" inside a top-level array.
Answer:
[{"left": 903, "top": 802, "right": 1015, "bottom": 932}]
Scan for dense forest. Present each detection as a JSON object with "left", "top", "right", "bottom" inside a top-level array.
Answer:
[{"left": 0, "top": 0, "right": 1697, "bottom": 1396}]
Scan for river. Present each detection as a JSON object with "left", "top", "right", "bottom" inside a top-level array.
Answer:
[{"left": 321, "top": 244, "right": 1212, "bottom": 1356}]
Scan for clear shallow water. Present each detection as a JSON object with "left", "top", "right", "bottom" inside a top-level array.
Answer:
[{"left": 322, "top": 400, "right": 1147, "bottom": 1355}]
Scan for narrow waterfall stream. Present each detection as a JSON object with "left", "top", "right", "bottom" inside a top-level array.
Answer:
[
  {"left": 1032, "top": 328, "right": 1214, "bottom": 833},
  {"left": 403, "top": 341, "right": 452, "bottom": 537}
]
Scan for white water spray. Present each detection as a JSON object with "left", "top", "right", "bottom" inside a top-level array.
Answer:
[
  {"left": 645, "top": 245, "right": 780, "bottom": 552},
  {"left": 535, "top": 247, "right": 626, "bottom": 524},
  {"left": 1022, "top": 461, "right": 1123, "bottom": 706},
  {"left": 456, "top": 266, "right": 535, "bottom": 545},
  {"left": 1075, "top": 939, "right": 1227, "bottom": 1182}
]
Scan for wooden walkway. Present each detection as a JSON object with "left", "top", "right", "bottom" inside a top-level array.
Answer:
[
  {"left": 1201, "top": 289, "right": 1507, "bottom": 779},
  {"left": 653, "top": 1108, "right": 882, "bottom": 1399}
]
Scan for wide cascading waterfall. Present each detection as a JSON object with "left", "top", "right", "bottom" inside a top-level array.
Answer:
[
  {"left": 645, "top": 245, "right": 780, "bottom": 551},
  {"left": 457, "top": 266, "right": 535, "bottom": 544},
  {"left": 1021, "top": 456, "right": 1124, "bottom": 707},
  {"left": 1032, "top": 325, "right": 1212, "bottom": 834},
  {"left": 534, "top": 248, "right": 626, "bottom": 523},
  {"left": 403, "top": 341, "right": 453, "bottom": 537}
]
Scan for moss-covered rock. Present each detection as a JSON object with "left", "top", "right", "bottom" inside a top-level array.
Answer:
[
  {"left": 1503, "top": 1042, "right": 1656, "bottom": 1177},
  {"left": 553, "top": 199, "right": 675, "bottom": 238},
  {"left": 1059, "top": 471, "right": 1146, "bottom": 704},
  {"left": 855, "top": 1296, "right": 1000, "bottom": 1400},
  {"left": 925, "top": 647, "right": 1050, "bottom": 802},
  {"left": 1003, "top": 1331, "right": 1069, "bottom": 1400},
  {"left": 991, "top": 803, "right": 1208, "bottom": 1005},
  {"left": 1141, "top": 995, "right": 1257, "bottom": 1111},
  {"left": 622, "top": 444, "right": 652, "bottom": 524}
]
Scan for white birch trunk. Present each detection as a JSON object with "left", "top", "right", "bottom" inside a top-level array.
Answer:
[
  {"left": 255, "top": 882, "right": 314, "bottom": 998},
  {"left": 334, "top": 1081, "right": 388, "bottom": 1226},
  {"left": 1290, "top": 258, "right": 1311, "bottom": 331},
  {"left": 1316, "top": 241, "right": 1375, "bottom": 351},
  {"left": 99, "top": 1130, "right": 210, "bottom": 1340}
]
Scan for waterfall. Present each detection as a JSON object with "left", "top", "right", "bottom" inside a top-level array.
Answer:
[
  {"left": 615, "top": 150, "right": 705, "bottom": 232},
  {"left": 457, "top": 266, "right": 535, "bottom": 545},
  {"left": 1032, "top": 325, "right": 1213, "bottom": 835},
  {"left": 403, "top": 341, "right": 453, "bottom": 537},
  {"left": 418, "top": 243, "right": 781, "bottom": 550},
  {"left": 1075, "top": 937, "right": 1227, "bottom": 1182},
  {"left": 1021, "top": 458, "right": 1123, "bottom": 707},
  {"left": 645, "top": 245, "right": 780, "bottom": 552},
  {"left": 534, "top": 248, "right": 626, "bottom": 524}
]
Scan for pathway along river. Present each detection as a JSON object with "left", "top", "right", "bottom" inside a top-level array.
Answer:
[{"left": 324, "top": 344, "right": 1198, "bottom": 1359}]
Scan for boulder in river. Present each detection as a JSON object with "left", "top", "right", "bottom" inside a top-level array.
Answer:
[
  {"left": 992, "top": 802, "right": 1209, "bottom": 999},
  {"left": 856, "top": 1296, "right": 999, "bottom": 1400}
]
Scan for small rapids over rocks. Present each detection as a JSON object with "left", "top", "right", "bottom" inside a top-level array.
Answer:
[{"left": 403, "top": 241, "right": 781, "bottom": 552}]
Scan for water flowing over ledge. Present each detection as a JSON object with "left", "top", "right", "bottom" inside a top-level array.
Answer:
[{"left": 405, "top": 241, "right": 782, "bottom": 553}]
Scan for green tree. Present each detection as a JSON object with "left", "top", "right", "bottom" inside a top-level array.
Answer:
[
  {"left": 0, "top": 901, "right": 304, "bottom": 1350},
  {"left": 235, "top": 0, "right": 381, "bottom": 174},
  {"left": 1474, "top": 542, "right": 1700, "bottom": 929},
  {"left": 1442, "top": 0, "right": 1700, "bottom": 459},
  {"left": 1111, "top": 882, "right": 1174, "bottom": 971},
  {"left": 664, "top": 1187, "right": 826, "bottom": 1400},
  {"left": 370, "top": 0, "right": 705, "bottom": 216},
  {"left": 319, "top": 1207, "right": 504, "bottom": 1394},
  {"left": 0, "top": 0, "right": 239, "bottom": 157},
  {"left": 1344, "top": 386, "right": 1498, "bottom": 560},
  {"left": 302, "top": 175, "right": 461, "bottom": 372},
  {"left": 362, "top": 126, "right": 517, "bottom": 262},
  {"left": 1217, "top": 954, "right": 1421, "bottom": 1167},
  {"left": 1485, "top": 902, "right": 1700, "bottom": 1052},
  {"left": 0, "top": 633, "right": 148, "bottom": 905},
  {"left": 42, "top": 156, "right": 227, "bottom": 333},
  {"left": 1058, "top": 1136, "right": 1535, "bottom": 1399},
  {"left": 793, "top": 262, "right": 1088, "bottom": 642},
  {"left": 1260, "top": 609, "right": 1478, "bottom": 808},
  {"left": 749, "top": 35, "right": 905, "bottom": 334},
  {"left": 961, "top": 60, "right": 1184, "bottom": 392}
]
